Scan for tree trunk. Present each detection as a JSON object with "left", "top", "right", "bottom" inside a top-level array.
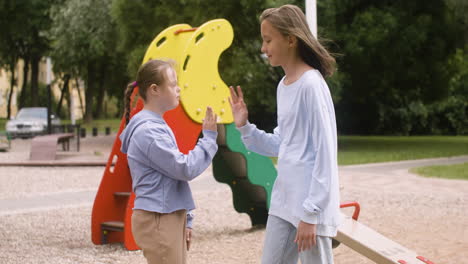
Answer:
[
  {"left": 84, "top": 62, "right": 96, "bottom": 122},
  {"left": 75, "top": 78, "right": 85, "bottom": 117},
  {"left": 93, "top": 63, "right": 107, "bottom": 119},
  {"left": 56, "top": 74, "right": 71, "bottom": 117},
  {"left": 30, "top": 55, "right": 40, "bottom": 106},
  {"left": 19, "top": 56, "right": 30, "bottom": 108},
  {"left": 7, "top": 61, "right": 17, "bottom": 119}
]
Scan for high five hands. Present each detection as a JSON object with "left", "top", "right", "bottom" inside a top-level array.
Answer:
[
  {"left": 203, "top": 85, "right": 247, "bottom": 131},
  {"left": 228, "top": 85, "right": 248, "bottom": 128}
]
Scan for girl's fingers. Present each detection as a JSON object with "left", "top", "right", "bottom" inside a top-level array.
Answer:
[
  {"left": 236, "top": 86, "right": 244, "bottom": 100},
  {"left": 206, "top": 106, "right": 216, "bottom": 123},
  {"left": 294, "top": 233, "right": 300, "bottom": 252},
  {"left": 229, "top": 86, "right": 238, "bottom": 103},
  {"left": 206, "top": 106, "right": 213, "bottom": 119}
]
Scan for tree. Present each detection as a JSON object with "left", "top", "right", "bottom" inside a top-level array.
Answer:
[
  {"left": 49, "top": 0, "right": 127, "bottom": 121},
  {"left": 0, "top": 0, "right": 26, "bottom": 118},
  {"left": 111, "top": 0, "right": 465, "bottom": 135},
  {"left": 0, "top": 0, "right": 56, "bottom": 115},
  {"left": 27, "top": 0, "right": 55, "bottom": 107},
  {"left": 319, "top": 0, "right": 463, "bottom": 134}
]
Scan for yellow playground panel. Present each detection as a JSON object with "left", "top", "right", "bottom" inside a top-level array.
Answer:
[{"left": 142, "top": 19, "right": 234, "bottom": 124}]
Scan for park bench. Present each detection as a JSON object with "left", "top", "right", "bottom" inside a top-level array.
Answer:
[{"left": 29, "top": 133, "right": 75, "bottom": 160}]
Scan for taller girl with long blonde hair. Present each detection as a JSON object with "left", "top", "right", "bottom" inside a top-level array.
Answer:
[{"left": 229, "top": 4, "right": 340, "bottom": 263}]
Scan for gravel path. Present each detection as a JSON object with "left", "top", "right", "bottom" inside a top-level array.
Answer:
[{"left": 0, "top": 135, "right": 467, "bottom": 264}]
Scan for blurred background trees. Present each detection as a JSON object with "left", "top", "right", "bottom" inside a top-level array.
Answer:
[
  {"left": 319, "top": 0, "right": 467, "bottom": 135},
  {"left": 0, "top": 0, "right": 54, "bottom": 118},
  {"left": 0, "top": 0, "right": 466, "bottom": 134},
  {"left": 48, "top": 0, "right": 127, "bottom": 121}
]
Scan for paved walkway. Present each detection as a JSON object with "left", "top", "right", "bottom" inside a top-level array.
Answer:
[
  {"left": 0, "top": 190, "right": 96, "bottom": 216},
  {"left": 1, "top": 156, "right": 466, "bottom": 215}
]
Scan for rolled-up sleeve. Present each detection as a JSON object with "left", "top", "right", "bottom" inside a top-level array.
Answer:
[
  {"left": 237, "top": 122, "right": 281, "bottom": 157},
  {"left": 146, "top": 129, "right": 218, "bottom": 181},
  {"left": 186, "top": 210, "right": 194, "bottom": 229}
]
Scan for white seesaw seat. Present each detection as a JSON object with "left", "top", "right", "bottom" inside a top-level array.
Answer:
[{"left": 336, "top": 203, "right": 436, "bottom": 264}]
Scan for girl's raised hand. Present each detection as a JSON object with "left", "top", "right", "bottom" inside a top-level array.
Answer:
[
  {"left": 228, "top": 85, "right": 248, "bottom": 128},
  {"left": 202, "top": 106, "right": 218, "bottom": 132}
]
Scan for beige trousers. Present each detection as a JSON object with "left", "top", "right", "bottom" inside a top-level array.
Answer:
[{"left": 132, "top": 209, "right": 187, "bottom": 264}]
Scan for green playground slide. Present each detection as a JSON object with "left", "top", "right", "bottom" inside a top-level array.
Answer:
[{"left": 212, "top": 123, "right": 277, "bottom": 225}]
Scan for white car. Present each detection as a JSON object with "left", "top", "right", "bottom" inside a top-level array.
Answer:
[{"left": 6, "top": 107, "right": 61, "bottom": 138}]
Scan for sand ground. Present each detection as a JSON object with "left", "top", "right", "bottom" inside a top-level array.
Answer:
[{"left": 0, "top": 135, "right": 466, "bottom": 264}]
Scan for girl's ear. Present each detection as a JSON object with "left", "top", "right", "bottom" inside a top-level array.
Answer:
[
  {"left": 288, "top": 35, "right": 298, "bottom": 48},
  {"left": 148, "top": 84, "right": 159, "bottom": 95}
]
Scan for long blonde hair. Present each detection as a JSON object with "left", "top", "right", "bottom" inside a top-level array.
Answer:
[
  {"left": 123, "top": 59, "right": 174, "bottom": 124},
  {"left": 260, "top": 4, "right": 336, "bottom": 77}
]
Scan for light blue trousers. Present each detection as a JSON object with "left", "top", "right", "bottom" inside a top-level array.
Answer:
[{"left": 261, "top": 215, "right": 334, "bottom": 264}]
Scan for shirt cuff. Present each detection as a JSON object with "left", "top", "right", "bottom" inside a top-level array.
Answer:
[
  {"left": 202, "top": 130, "right": 218, "bottom": 141},
  {"left": 301, "top": 201, "right": 321, "bottom": 224},
  {"left": 236, "top": 121, "right": 254, "bottom": 135},
  {"left": 186, "top": 211, "right": 194, "bottom": 229},
  {"left": 300, "top": 209, "right": 318, "bottom": 224}
]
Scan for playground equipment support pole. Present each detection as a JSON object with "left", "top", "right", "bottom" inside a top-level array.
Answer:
[
  {"left": 306, "top": 0, "right": 317, "bottom": 38},
  {"left": 46, "top": 57, "right": 52, "bottom": 134}
]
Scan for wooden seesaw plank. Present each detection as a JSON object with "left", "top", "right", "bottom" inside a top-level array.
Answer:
[{"left": 336, "top": 213, "right": 436, "bottom": 264}]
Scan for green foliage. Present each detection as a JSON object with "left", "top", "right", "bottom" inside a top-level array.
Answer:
[
  {"left": 320, "top": 0, "right": 465, "bottom": 134},
  {"left": 49, "top": 0, "right": 129, "bottom": 120},
  {"left": 0, "top": 0, "right": 53, "bottom": 60},
  {"left": 374, "top": 46, "right": 468, "bottom": 135},
  {"left": 17, "top": 83, "right": 63, "bottom": 117},
  {"left": 0, "top": 0, "right": 55, "bottom": 111},
  {"left": 24, "top": 0, "right": 462, "bottom": 134},
  {"left": 49, "top": 0, "right": 116, "bottom": 75},
  {"left": 109, "top": 0, "right": 466, "bottom": 134}
]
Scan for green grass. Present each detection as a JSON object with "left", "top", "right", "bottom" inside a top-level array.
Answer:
[
  {"left": 0, "top": 118, "right": 7, "bottom": 131},
  {"left": 338, "top": 136, "right": 468, "bottom": 165},
  {"left": 271, "top": 136, "right": 468, "bottom": 165},
  {"left": 410, "top": 162, "right": 468, "bottom": 180},
  {"left": 71, "top": 118, "right": 123, "bottom": 134}
]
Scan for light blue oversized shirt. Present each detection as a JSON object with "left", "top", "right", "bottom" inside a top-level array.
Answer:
[
  {"left": 120, "top": 110, "right": 218, "bottom": 228},
  {"left": 237, "top": 69, "right": 341, "bottom": 237}
]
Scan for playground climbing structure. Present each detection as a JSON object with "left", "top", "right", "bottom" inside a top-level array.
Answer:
[{"left": 91, "top": 19, "right": 438, "bottom": 264}]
